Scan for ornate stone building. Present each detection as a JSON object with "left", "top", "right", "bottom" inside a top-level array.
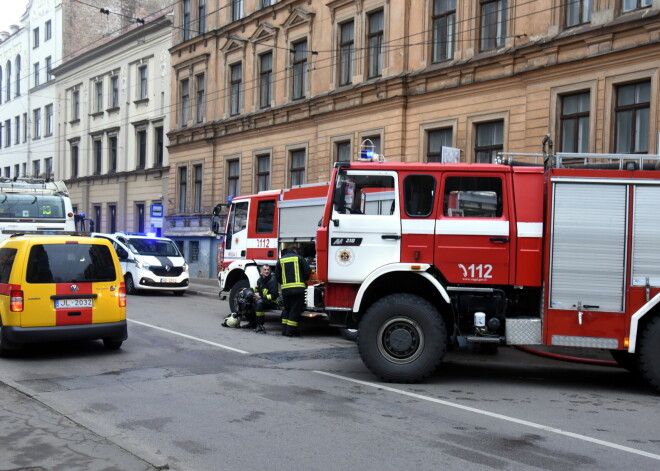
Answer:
[{"left": 167, "top": 0, "right": 660, "bottom": 277}]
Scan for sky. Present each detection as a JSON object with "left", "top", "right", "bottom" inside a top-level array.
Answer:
[{"left": 0, "top": 0, "right": 30, "bottom": 34}]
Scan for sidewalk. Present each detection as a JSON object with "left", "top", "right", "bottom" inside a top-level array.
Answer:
[{"left": 187, "top": 276, "right": 221, "bottom": 298}]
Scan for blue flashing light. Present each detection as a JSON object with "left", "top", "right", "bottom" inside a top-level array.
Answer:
[
  {"left": 146, "top": 232, "right": 157, "bottom": 237},
  {"left": 360, "top": 149, "right": 374, "bottom": 160}
]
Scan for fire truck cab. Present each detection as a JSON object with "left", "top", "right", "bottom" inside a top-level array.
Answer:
[
  {"left": 313, "top": 153, "right": 660, "bottom": 391},
  {"left": 215, "top": 183, "right": 328, "bottom": 312}
]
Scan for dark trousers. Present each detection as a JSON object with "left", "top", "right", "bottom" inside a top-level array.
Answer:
[
  {"left": 254, "top": 298, "right": 277, "bottom": 325},
  {"left": 281, "top": 293, "right": 304, "bottom": 333}
]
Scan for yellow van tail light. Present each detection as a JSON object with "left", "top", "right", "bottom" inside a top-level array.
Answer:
[
  {"left": 118, "top": 283, "right": 126, "bottom": 308},
  {"left": 10, "top": 289, "right": 23, "bottom": 312}
]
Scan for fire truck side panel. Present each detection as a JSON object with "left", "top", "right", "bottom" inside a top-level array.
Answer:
[
  {"left": 244, "top": 194, "right": 279, "bottom": 263},
  {"left": 543, "top": 175, "right": 629, "bottom": 349},
  {"left": 434, "top": 171, "right": 512, "bottom": 285},
  {"left": 511, "top": 168, "right": 545, "bottom": 287}
]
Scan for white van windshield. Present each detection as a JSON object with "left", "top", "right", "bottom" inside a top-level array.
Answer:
[{"left": 127, "top": 238, "right": 181, "bottom": 257}]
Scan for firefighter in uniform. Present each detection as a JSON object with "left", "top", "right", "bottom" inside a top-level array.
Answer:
[
  {"left": 275, "top": 246, "right": 311, "bottom": 337},
  {"left": 244, "top": 264, "right": 279, "bottom": 333}
]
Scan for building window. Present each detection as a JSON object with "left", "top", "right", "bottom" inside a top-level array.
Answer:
[
  {"left": 32, "top": 160, "right": 40, "bottom": 178},
  {"left": 137, "top": 129, "right": 147, "bottom": 169},
  {"left": 362, "top": 135, "right": 382, "bottom": 155},
  {"left": 111, "top": 76, "right": 119, "bottom": 108},
  {"left": 33, "top": 109, "right": 41, "bottom": 138},
  {"left": 262, "top": 0, "right": 274, "bottom": 8},
  {"left": 5, "top": 61, "right": 10, "bottom": 101},
  {"left": 190, "top": 241, "right": 200, "bottom": 262},
  {"left": 230, "top": 63, "right": 242, "bottom": 115},
  {"left": 290, "top": 150, "right": 305, "bottom": 186},
  {"left": 93, "top": 139, "right": 102, "bottom": 175},
  {"left": 475, "top": 120, "right": 504, "bottom": 163},
  {"left": 196, "top": 74, "right": 205, "bottom": 123},
  {"left": 194, "top": 164, "right": 203, "bottom": 212},
  {"left": 33, "top": 27, "right": 39, "bottom": 48},
  {"left": 4, "top": 120, "right": 10, "bottom": 148},
  {"left": 15, "top": 55, "right": 20, "bottom": 96},
  {"left": 227, "top": 160, "right": 239, "bottom": 198},
  {"left": 154, "top": 126, "right": 164, "bottom": 167},
  {"left": 433, "top": 0, "right": 456, "bottom": 62},
  {"left": 559, "top": 91, "right": 590, "bottom": 153},
  {"left": 566, "top": 0, "right": 591, "bottom": 28},
  {"left": 614, "top": 81, "right": 650, "bottom": 154},
  {"left": 45, "top": 20, "right": 52, "bottom": 40},
  {"left": 138, "top": 65, "right": 148, "bottom": 99},
  {"left": 292, "top": 40, "right": 307, "bottom": 100},
  {"left": 14, "top": 116, "right": 20, "bottom": 144},
  {"left": 0, "top": 124, "right": 3, "bottom": 149},
  {"left": 94, "top": 206, "right": 102, "bottom": 233},
  {"left": 339, "top": 21, "right": 354, "bottom": 86},
  {"left": 427, "top": 128, "right": 453, "bottom": 162},
  {"left": 71, "top": 143, "right": 79, "bottom": 178},
  {"left": 22, "top": 113, "right": 27, "bottom": 142},
  {"left": 183, "top": 0, "right": 191, "bottom": 41},
  {"left": 45, "top": 57, "right": 52, "bottom": 81},
  {"left": 335, "top": 141, "right": 351, "bottom": 163},
  {"left": 14, "top": 164, "right": 19, "bottom": 178},
  {"left": 198, "top": 0, "right": 206, "bottom": 34},
  {"left": 95, "top": 81, "right": 103, "bottom": 113},
  {"left": 33, "top": 62, "right": 40, "bottom": 87},
  {"left": 136, "top": 203, "right": 145, "bottom": 233},
  {"left": 181, "top": 78, "right": 190, "bottom": 124},
  {"left": 4, "top": 167, "right": 9, "bottom": 178},
  {"left": 179, "top": 166, "right": 187, "bottom": 212},
  {"left": 45, "top": 158, "right": 52, "bottom": 179},
  {"left": 72, "top": 90, "right": 80, "bottom": 120},
  {"left": 109, "top": 135, "right": 118, "bottom": 172},
  {"left": 480, "top": 0, "right": 507, "bottom": 51},
  {"left": 259, "top": 52, "right": 272, "bottom": 109},
  {"left": 232, "top": 0, "right": 243, "bottom": 22},
  {"left": 623, "top": 0, "right": 652, "bottom": 12},
  {"left": 45, "top": 104, "right": 53, "bottom": 135},
  {"left": 367, "top": 10, "right": 384, "bottom": 78},
  {"left": 109, "top": 205, "right": 117, "bottom": 233},
  {"left": 256, "top": 154, "right": 270, "bottom": 191}
]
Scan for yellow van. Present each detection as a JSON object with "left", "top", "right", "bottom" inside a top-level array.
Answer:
[{"left": 0, "top": 234, "right": 127, "bottom": 356}]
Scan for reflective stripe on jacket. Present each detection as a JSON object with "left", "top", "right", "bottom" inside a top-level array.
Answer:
[{"left": 275, "top": 253, "right": 311, "bottom": 294}]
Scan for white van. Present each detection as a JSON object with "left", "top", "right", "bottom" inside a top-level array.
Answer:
[{"left": 93, "top": 233, "right": 189, "bottom": 296}]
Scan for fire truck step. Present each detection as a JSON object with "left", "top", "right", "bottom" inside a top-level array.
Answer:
[{"left": 465, "top": 336, "right": 502, "bottom": 344}]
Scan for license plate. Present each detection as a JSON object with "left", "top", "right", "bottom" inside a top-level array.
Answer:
[
  {"left": 55, "top": 298, "right": 93, "bottom": 309},
  {"left": 160, "top": 277, "right": 177, "bottom": 284}
]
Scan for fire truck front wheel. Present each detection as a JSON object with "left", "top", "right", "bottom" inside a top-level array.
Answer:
[
  {"left": 229, "top": 279, "right": 250, "bottom": 313},
  {"left": 638, "top": 315, "right": 660, "bottom": 393},
  {"left": 357, "top": 293, "right": 447, "bottom": 383}
]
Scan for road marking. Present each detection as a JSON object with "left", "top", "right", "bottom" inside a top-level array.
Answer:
[
  {"left": 314, "top": 371, "right": 660, "bottom": 462},
  {"left": 128, "top": 319, "right": 250, "bottom": 354}
]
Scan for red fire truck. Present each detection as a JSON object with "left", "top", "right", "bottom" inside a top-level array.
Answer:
[
  {"left": 311, "top": 150, "right": 660, "bottom": 392},
  {"left": 213, "top": 183, "right": 329, "bottom": 312}
]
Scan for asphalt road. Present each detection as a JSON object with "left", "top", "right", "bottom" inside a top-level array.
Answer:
[{"left": 1, "top": 290, "right": 660, "bottom": 471}]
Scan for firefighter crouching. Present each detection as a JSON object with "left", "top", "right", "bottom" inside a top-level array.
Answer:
[
  {"left": 244, "top": 264, "right": 279, "bottom": 333},
  {"left": 275, "top": 246, "right": 311, "bottom": 337}
]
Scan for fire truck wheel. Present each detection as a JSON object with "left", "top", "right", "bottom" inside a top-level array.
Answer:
[
  {"left": 357, "top": 293, "right": 447, "bottom": 383},
  {"left": 229, "top": 279, "right": 250, "bottom": 313},
  {"left": 638, "top": 315, "right": 660, "bottom": 392},
  {"left": 125, "top": 274, "right": 137, "bottom": 295}
]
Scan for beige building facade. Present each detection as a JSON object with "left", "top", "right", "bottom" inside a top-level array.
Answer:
[
  {"left": 53, "top": 14, "right": 172, "bottom": 236},
  {"left": 168, "top": 0, "right": 660, "bottom": 276}
]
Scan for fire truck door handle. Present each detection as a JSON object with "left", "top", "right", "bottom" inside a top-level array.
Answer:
[
  {"left": 382, "top": 234, "right": 401, "bottom": 240},
  {"left": 241, "top": 250, "right": 246, "bottom": 257},
  {"left": 490, "top": 237, "right": 509, "bottom": 243},
  {"left": 583, "top": 305, "right": 599, "bottom": 309}
]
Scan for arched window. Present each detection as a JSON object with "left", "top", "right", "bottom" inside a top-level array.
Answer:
[
  {"left": 5, "top": 61, "right": 10, "bottom": 102},
  {"left": 15, "top": 55, "right": 21, "bottom": 97}
]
